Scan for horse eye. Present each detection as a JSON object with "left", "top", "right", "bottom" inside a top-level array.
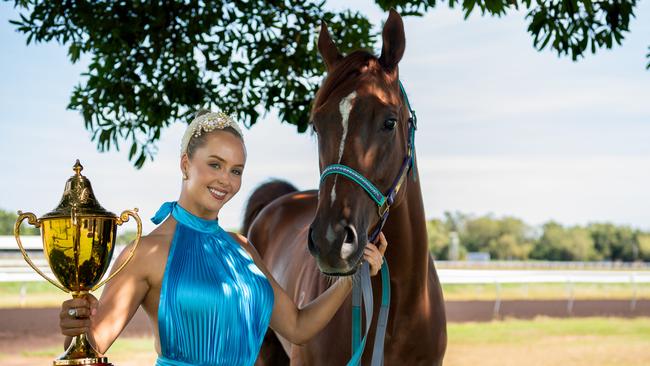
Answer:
[{"left": 384, "top": 118, "right": 398, "bottom": 130}]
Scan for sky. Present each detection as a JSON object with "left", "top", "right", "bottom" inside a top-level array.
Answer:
[{"left": 0, "top": 2, "right": 649, "bottom": 233}]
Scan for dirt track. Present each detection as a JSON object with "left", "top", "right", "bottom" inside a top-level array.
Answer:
[{"left": 1, "top": 299, "right": 648, "bottom": 354}]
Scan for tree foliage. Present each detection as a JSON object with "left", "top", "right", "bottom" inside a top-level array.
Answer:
[
  {"left": 457, "top": 214, "right": 535, "bottom": 260},
  {"left": 530, "top": 221, "right": 598, "bottom": 261},
  {"left": 427, "top": 218, "right": 451, "bottom": 259},
  {"left": 8, "top": 0, "right": 643, "bottom": 167},
  {"left": 428, "top": 213, "right": 650, "bottom": 262},
  {"left": 9, "top": 0, "right": 374, "bottom": 167}
]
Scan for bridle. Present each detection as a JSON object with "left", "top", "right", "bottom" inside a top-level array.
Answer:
[
  {"left": 318, "top": 80, "right": 417, "bottom": 366},
  {"left": 319, "top": 79, "right": 416, "bottom": 245}
]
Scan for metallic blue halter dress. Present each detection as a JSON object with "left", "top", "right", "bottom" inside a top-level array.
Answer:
[{"left": 152, "top": 202, "right": 274, "bottom": 366}]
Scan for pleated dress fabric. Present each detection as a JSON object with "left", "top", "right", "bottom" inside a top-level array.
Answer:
[{"left": 152, "top": 202, "right": 274, "bottom": 366}]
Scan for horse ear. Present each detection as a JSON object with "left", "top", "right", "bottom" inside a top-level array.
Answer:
[
  {"left": 378, "top": 9, "right": 405, "bottom": 72},
  {"left": 318, "top": 22, "right": 342, "bottom": 72}
]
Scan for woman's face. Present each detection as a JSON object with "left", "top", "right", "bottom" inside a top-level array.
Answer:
[{"left": 181, "top": 130, "right": 246, "bottom": 217}]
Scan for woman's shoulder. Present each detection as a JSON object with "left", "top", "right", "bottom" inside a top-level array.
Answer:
[
  {"left": 226, "top": 232, "right": 262, "bottom": 260},
  {"left": 227, "top": 231, "right": 251, "bottom": 251},
  {"left": 117, "top": 220, "right": 176, "bottom": 261},
  {"left": 227, "top": 231, "right": 247, "bottom": 244}
]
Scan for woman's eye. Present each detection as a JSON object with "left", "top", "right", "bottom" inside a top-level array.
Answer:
[
  {"left": 384, "top": 118, "right": 398, "bottom": 130},
  {"left": 210, "top": 163, "right": 220, "bottom": 169},
  {"left": 232, "top": 169, "right": 242, "bottom": 176}
]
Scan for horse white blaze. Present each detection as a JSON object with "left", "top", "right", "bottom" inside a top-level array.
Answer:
[{"left": 331, "top": 91, "right": 357, "bottom": 206}]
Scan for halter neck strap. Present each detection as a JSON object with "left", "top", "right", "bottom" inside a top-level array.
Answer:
[{"left": 151, "top": 201, "right": 220, "bottom": 234}]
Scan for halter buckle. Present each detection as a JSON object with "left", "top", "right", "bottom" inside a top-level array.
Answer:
[{"left": 378, "top": 202, "right": 390, "bottom": 217}]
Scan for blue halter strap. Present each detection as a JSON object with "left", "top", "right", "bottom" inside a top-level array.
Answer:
[{"left": 319, "top": 80, "right": 417, "bottom": 366}]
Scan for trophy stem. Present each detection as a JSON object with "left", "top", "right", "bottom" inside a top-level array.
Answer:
[
  {"left": 54, "top": 332, "right": 113, "bottom": 365},
  {"left": 54, "top": 292, "right": 112, "bottom": 366}
]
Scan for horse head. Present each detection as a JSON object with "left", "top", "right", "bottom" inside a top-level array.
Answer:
[{"left": 308, "top": 10, "right": 412, "bottom": 275}]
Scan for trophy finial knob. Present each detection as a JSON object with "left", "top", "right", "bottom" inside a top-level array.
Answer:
[
  {"left": 42, "top": 161, "right": 115, "bottom": 220},
  {"left": 73, "top": 160, "right": 84, "bottom": 176}
]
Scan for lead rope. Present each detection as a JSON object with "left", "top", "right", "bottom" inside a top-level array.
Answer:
[
  {"left": 348, "top": 80, "right": 415, "bottom": 366},
  {"left": 349, "top": 241, "right": 390, "bottom": 366}
]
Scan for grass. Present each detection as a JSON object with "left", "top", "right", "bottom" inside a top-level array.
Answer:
[
  {"left": 0, "top": 337, "right": 158, "bottom": 366},
  {"left": 1, "top": 281, "right": 649, "bottom": 308},
  {"left": 445, "top": 317, "right": 650, "bottom": 366},
  {"left": 441, "top": 282, "right": 650, "bottom": 301},
  {"left": 3, "top": 317, "right": 649, "bottom": 366},
  {"left": 19, "top": 337, "right": 154, "bottom": 358},
  {"left": 0, "top": 281, "right": 102, "bottom": 308},
  {"left": 435, "top": 261, "right": 650, "bottom": 271},
  {"left": 448, "top": 316, "right": 650, "bottom": 343}
]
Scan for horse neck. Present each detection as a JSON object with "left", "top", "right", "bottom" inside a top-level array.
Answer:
[{"left": 382, "top": 166, "right": 430, "bottom": 294}]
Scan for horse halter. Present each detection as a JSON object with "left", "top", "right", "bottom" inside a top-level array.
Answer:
[
  {"left": 318, "top": 80, "right": 417, "bottom": 366},
  {"left": 319, "top": 80, "right": 417, "bottom": 244}
]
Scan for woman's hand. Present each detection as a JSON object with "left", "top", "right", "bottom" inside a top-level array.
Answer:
[
  {"left": 364, "top": 232, "right": 388, "bottom": 276},
  {"left": 59, "top": 294, "right": 98, "bottom": 337}
]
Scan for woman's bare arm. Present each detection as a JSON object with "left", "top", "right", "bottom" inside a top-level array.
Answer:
[
  {"left": 60, "top": 236, "right": 156, "bottom": 354},
  {"left": 230, "top": 232, "right": 387, "bottom": 345}
]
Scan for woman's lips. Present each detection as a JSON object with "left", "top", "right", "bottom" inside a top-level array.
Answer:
[{"left": 208, "top": 187, "right": 227, "bottom": 200}]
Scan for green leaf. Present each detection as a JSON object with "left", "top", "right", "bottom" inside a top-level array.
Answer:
[
  {"left": 7, "top": 0, "right": 646, "bottom": 169},
  {"left": 463, "top": 0, "right": 476, "bottom": 19},
  {"left": 128, "top": 141, "right": 137, "bottom": 160}
]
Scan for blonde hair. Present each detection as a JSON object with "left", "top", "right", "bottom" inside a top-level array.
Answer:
[{"left": 181, "top": 109, "right": 244, "bottom": 157}]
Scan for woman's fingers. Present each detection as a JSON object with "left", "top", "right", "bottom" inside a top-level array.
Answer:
[
  {"left": 363, "top": 232, "right": 389, "bottom": 276},
  {"left": 85, "top": 293, "right": 99, "bottom": 316},
  {"left": 60, "top": 317, "right": 90, "bottom": 336},
  {"left": 377, "top": 232, "right": 388, "bottom": 256},
  {"left": 71, "top": 306, "right": 91, "bottom": 318},
  {"left": 60, "top": 298, "right": 90, "bottom": 319},
  {"left": 61, "top": 327, "right": 89, "bottom": 337},
  {"left": 60, "top": 318, "right": 91, "bottom": 328},
  {"left": 59, "top": 296, "right": 94, "bottom": 337},
  {"left": 364, "top": 246, "right": 384, "bottom": 276}
]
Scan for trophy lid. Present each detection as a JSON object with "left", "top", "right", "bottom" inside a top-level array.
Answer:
[{"left": 41, "top": 160, "right": 117, "bottom": 219}]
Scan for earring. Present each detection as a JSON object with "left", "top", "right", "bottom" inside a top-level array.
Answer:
[{"left": 183, "top": 172, "right": 188, "bottom": 180}]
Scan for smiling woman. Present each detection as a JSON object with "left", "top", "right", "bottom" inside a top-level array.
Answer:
[
  {"left": 54, "top": 109, "right": 387, "bottom": 366},
  {"left": 179, "top": 110, "right": 247, "bottom": 218}
]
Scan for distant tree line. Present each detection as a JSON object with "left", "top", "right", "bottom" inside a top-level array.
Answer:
[
  {"left": 0, "top": 208, "right": 135, "bottom": 244},
  {"left": 4, "top": 207, "right": 648, "bottom": 262},
  {"left": 428, "top": 212, "right": 650, "bottom": 262},
  {"left": 0, "top": 208, "right": 39, "bottom": 235}
]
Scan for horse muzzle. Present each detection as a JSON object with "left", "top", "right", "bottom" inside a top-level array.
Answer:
[{"left": 307, "top": 223, "right": 366, "bottom": 276}]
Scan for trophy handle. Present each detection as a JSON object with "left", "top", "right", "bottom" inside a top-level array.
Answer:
[
  {"left": 14, "top": 211, "right": 69, "bottom": 292},
  {"left": 91, "top": 208, "right": 142, "bottom": 291}
]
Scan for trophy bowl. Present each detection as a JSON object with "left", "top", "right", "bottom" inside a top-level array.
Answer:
[{"left": 14, "top": 160, "right": 142, "bottom": 366}]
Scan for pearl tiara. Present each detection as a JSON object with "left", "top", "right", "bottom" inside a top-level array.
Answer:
[{"left": 180, "top": 111, "right": 244, "bottom": 155}]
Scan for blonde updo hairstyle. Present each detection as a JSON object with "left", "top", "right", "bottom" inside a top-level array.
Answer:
[{"left": 183, "top": 109, "right": 245, "bottom": 159}]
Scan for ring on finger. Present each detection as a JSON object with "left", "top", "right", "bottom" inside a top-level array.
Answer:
[{"left": 68, "top": 308, "right": 78, "bottom": 318}]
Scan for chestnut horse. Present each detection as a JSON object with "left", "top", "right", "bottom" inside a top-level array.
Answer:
[{"left": 245, "top": 10, "right": 447, "bottom": 366}]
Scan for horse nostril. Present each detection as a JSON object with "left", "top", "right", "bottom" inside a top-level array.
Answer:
[
  {"left": 340, "top": 225, "right": 358, "bottom": 260},
  {"left": 344, "top": 225, "right": 356, "bottom": 244},
  {"left": 308, "top": 226, "right": 319, "bottom": 256}
]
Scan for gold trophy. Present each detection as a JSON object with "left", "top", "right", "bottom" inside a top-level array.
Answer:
[{"left": 14, "top": 160, "right": 142, "bottom": 366}]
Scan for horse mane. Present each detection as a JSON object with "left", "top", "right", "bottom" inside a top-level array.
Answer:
[{"left": 311, "top": 50, "right": 380, "bottom": 119}]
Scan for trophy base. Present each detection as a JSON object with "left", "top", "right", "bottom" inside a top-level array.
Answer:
[{"left": 53, "top": 357, "right": 112, "bottom": 366}]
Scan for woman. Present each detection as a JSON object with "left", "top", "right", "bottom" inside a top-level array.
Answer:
[{"left": 59, "top": 110, "right": 388, "bottom": 366}]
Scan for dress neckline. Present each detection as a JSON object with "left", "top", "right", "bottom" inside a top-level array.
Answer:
[{"left": 151, "top": 201, "right": 221, "bottom": 234}]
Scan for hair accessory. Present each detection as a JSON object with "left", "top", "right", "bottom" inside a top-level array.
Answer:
[{"left": 180, "top": 111, "right": 243, "bottom": 155}]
